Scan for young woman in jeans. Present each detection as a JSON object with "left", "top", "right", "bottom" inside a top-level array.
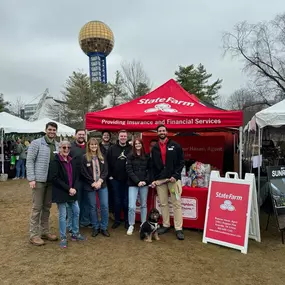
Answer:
[
  {"left": 81, "top": 138, "right": 110, "bottom": 237},
  {"left": 50, "top": 140, "right": 85, "bottom": 248},
  {"left": 126, "top": 138, "right": 151, "bottom": 235}
]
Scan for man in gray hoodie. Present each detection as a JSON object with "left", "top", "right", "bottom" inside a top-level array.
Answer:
[{"left": 26, "top": 122, "right": 59, "bottom": 246}]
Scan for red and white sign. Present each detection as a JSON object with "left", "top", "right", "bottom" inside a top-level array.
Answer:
[
  {"left": 204, "top": 181, "right": 250, "bottom": 246},
  {"left": 203, "top": 171, "right": 261, "bottom": 254}
]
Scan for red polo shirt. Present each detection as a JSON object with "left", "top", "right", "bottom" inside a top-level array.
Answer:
[{"left": 159, "top": 138, "right": 168, "bottom": 165}]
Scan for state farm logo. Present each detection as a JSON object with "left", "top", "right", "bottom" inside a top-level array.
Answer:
[
  {"left": 138, "top": 97, "right": 194, "bottom": 107},
  {"left": 144, "top": 103, "right": 178, "bottom": 113}
]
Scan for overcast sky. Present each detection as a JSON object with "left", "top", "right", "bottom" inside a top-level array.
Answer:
[{"left": 0, "top": 0, "right": 284, "bottom": 105}]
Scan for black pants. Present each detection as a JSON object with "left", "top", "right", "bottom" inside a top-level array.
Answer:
[{"left": 111, "top": 179, "right": 128, "bottom": 224}]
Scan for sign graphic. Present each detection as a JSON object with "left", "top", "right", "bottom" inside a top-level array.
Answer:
[
  {"left": 267, "top": 165, "right": 285, "bottom": 231},
  {"left": 144, "top": 103, "right": 178, "bottom": 113},
  {"left": 203, "top": 171, "right": 261, "bottom": 254}
]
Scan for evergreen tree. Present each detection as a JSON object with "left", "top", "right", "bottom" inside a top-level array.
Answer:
[
  {"left": 135, "top": 82, "right": 151, "bottom": 98},
  {"left": 61, "top": 72, "right": 110, "bottom": 128},
  {"left": 0, "top": 93, "right": 10, "bottom": 112},
  {"left": 175, "top": 64, "right": 222, "bottom": 104}
]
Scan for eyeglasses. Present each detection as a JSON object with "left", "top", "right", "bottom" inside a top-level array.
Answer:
[{"left": 62, "top": 146, "right": 71, "bottom": 150}]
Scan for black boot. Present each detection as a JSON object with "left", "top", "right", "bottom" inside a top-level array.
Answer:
[
  {"left": 92, "top": 228, "right": 100, "bottom": 237},
  {"left": 157, "top": 226, "right": 170, "bottom": 235}
]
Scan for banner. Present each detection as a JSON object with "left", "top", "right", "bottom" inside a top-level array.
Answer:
[{"left": 142, "top": 135, "right": 225, "bottom": 170}]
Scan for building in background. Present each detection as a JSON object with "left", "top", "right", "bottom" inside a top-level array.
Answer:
[
  {"left": 24, "top": 104, "right": 37, "bottom": 120},
  {"left": 79, "top": 21, "right": 114, "bottom": 84}
]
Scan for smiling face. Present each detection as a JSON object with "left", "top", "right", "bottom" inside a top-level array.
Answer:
[
  {"left": 89, "top": 141, "right": 98, "bottom": 154},
  {"left": 157, "top": 126, "right": 168, "bottom": 140},
  {"left": 118, "top": 131, "right": 128, "bottom": 145},
  {"left": 75, "top": 130, "right": 86, "bottom": 144},
  {"left": 60, "top": 143, "right": 71, "bottom": 158},
  {"left": 134, "top": 140, "right": 142, "bottom": 152},
  {"left": 46, "top": 124, "right": 57, "bottom": 140},
  {"left": 102, "top": 132, "right": 110, "bottom": 143}
]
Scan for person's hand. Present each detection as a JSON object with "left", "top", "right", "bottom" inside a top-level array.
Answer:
[
  {"left": 138, "top": 181, "right": 146, "bottom": 187},
  {"left": 170, "top": 177, "right": 176, "bottom": 183},
  {"left": 151, "top": 181, "right": 157, "bottom": 188},
  {"left": 29, "top": 181, "right": 36, "bottom": 189},
  {"left": 69, "top": 188, "right": 76, "bottom": 196}
]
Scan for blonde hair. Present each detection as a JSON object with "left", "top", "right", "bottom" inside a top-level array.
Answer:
[{"left": 86, "top": 137, "right": 104, "bottom": 162}]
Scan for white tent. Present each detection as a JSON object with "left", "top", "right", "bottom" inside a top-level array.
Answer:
[
  {"left": 29, "top": 118, "right": 75, "bottom": 137},
  {"left": 0, "top": 112, "right": 42, "bottom": 133},
  {"left": 246, "top": 99, "right": 285, "bottom": 131}
]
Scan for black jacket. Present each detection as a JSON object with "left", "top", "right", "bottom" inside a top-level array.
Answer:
[
  {"left": 70, "top": 141, "right": 86, "bottom": 175},
  {"left": 151, "top": 139, "right": 184, "bottom": 181},
  {"left": 107, "top": 142, "right": 132, "bottom": 182},
  {"left": 126, "top": 153, "right": 151, "bottom": 186},
  {"left": 50, "top": 154, "right": 79, "bottom": 203},
  {"left": 81, "top": 154, "right": 108, "bottom": 190},
  {"left": 99, "top": 142, "right": 113, "bottom": 157}
]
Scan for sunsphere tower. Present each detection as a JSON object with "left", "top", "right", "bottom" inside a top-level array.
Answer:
[{"left": 79, "top": 21, "right": 114, "bottom": 83}]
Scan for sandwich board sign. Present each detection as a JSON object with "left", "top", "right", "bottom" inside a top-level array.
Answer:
[
  {"left": 267, "top": 165, "right": 285, "bottom": 240},
  {"left": 202, "top": 171, "right": 260, "bottom": 254}
]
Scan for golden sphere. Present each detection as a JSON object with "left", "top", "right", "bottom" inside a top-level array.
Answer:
[{"left": 79, "top": 21, "right": 114, "bottom": 56}]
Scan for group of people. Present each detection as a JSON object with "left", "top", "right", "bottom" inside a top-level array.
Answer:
[{"left": 27, "top": 122, "right": 185, "bottom": 248}]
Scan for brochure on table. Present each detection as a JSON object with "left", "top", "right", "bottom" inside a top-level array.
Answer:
[{"left": 203, "top": 171, "right": 261, "bottom": 254}]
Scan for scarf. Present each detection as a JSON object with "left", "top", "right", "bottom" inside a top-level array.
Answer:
[
  {"left": 91, "top": 156, "right": 101, "bottom": 182},
  {"left": 44, "top": 136, "right": 56, "bottom": 161}
]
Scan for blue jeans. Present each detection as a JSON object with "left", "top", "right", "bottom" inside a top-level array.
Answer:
[
  {"left": 128, "top": 186, "right": 148, "bottom": 226},
  {"left": 57, "top": 201, "right": 79, "bottom": 239},
  {"left": 15, "top": 159, "right": 25, "bottom": 178},
  {"left": 87, "top": 188, "right": 109, "bottom": 230},
  {"left": 111, "top": 179, "right": 129, "bottom": 224},
  {"left": 76, "top": 180, "right": 91, "bottom": 226}
]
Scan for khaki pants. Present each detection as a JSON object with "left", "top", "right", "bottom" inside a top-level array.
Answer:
[
  {"left": 156, "top": 180, "right": 183, "bottom": 230},
  {"left": 29, "top": 182, "right": 52, "bottom": 238}
]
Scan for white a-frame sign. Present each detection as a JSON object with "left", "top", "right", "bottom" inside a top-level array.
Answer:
[{"left": 202, "top": 171, "right": 261, "bottom": 254}]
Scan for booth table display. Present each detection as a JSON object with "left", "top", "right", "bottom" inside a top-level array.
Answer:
[{"left": 135, "top": 186, "right": 208, "bottom": 230}]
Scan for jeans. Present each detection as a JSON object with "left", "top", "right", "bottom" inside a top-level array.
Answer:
[
  {"left": 57, "top": 201, "right": 80, "bottom": 239},
  {"left": 128, "top": 186, "right": 148, "bottom": 226},
  {"left": 76, "top": 180, "right": 91, "bottom": 226},
  {"left": 15, "top": 159, "right": 25, "bottom": 178},
  {"left": 111, "top": 179, "right": 129, "bottom": 224},
  {"left": 87, "top": 188, "right": 109, "bottom": 230}
]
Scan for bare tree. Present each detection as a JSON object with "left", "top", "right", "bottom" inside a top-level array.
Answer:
[
  {"left": 9, "top": 97, "right": 26, "bottom": 117},
  {"left": 121, "top": 59, "right": 151, "bottom": 99},
  {"left": 223, "top": 13, "right": 285, "bottom": 97}
]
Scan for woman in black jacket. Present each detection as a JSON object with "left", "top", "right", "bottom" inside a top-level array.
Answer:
[
  {"left": 50, "top": 140, "right": 85, "bottom": 249},
  {"left": 81, "top": 137, "right": 109, "bottom": 237},
  {"left": 126, "top": 138, "right": 151, "bottom": 235}
]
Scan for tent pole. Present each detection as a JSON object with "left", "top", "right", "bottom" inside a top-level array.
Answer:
[
  {"left": 1, "top": 129, "right": 4, "bottom": 174},
  {"left": 257, "top": 127, "right": 261, "bottom": 205},
  {"left": 239, "top": 126, "right": 243, "bottom": 178}
]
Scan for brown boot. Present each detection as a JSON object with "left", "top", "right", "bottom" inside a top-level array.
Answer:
[
  {"left": 29, "top": 236, "right": 45, "bottom": 246},
  {"left": 41, "top": 233, "right": 58, "bottom": 241}
]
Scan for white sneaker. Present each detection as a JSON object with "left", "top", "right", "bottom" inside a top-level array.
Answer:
[{"left": 127, "top": 225, "right": 134, "bottom": 235}]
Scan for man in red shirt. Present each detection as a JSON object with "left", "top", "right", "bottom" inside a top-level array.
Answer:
[{"left": 151, "top": 125, "right": 185, "bottom": 240}]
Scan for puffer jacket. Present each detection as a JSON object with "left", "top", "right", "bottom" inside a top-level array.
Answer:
[{"left": 126, "top": 153, "right": 151, "bottom": 186}]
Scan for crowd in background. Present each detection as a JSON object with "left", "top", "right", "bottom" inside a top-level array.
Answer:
[{"left": 25, "top": 122, "right": 185, "bottom": 248}]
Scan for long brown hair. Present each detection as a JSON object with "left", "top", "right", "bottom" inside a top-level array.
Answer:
[
  {"left": 86, "top": 137, "right": 104, "bottom": 162},
  {"left": 132, "top": 138, "right": 146, "bottom": 157}
]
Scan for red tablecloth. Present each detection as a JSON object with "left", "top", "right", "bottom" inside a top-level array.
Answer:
[{"left": 135, "top": 186, "right": 208, "bottom": 230}]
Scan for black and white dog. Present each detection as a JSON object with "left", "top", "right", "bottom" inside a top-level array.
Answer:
[{"left": 140, "top": 208, "right": 161, "bottom": 242}]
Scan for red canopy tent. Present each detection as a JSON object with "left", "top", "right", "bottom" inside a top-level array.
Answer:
[{"left": 85, "top": 79, "right": 243, "bottom": 131}]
